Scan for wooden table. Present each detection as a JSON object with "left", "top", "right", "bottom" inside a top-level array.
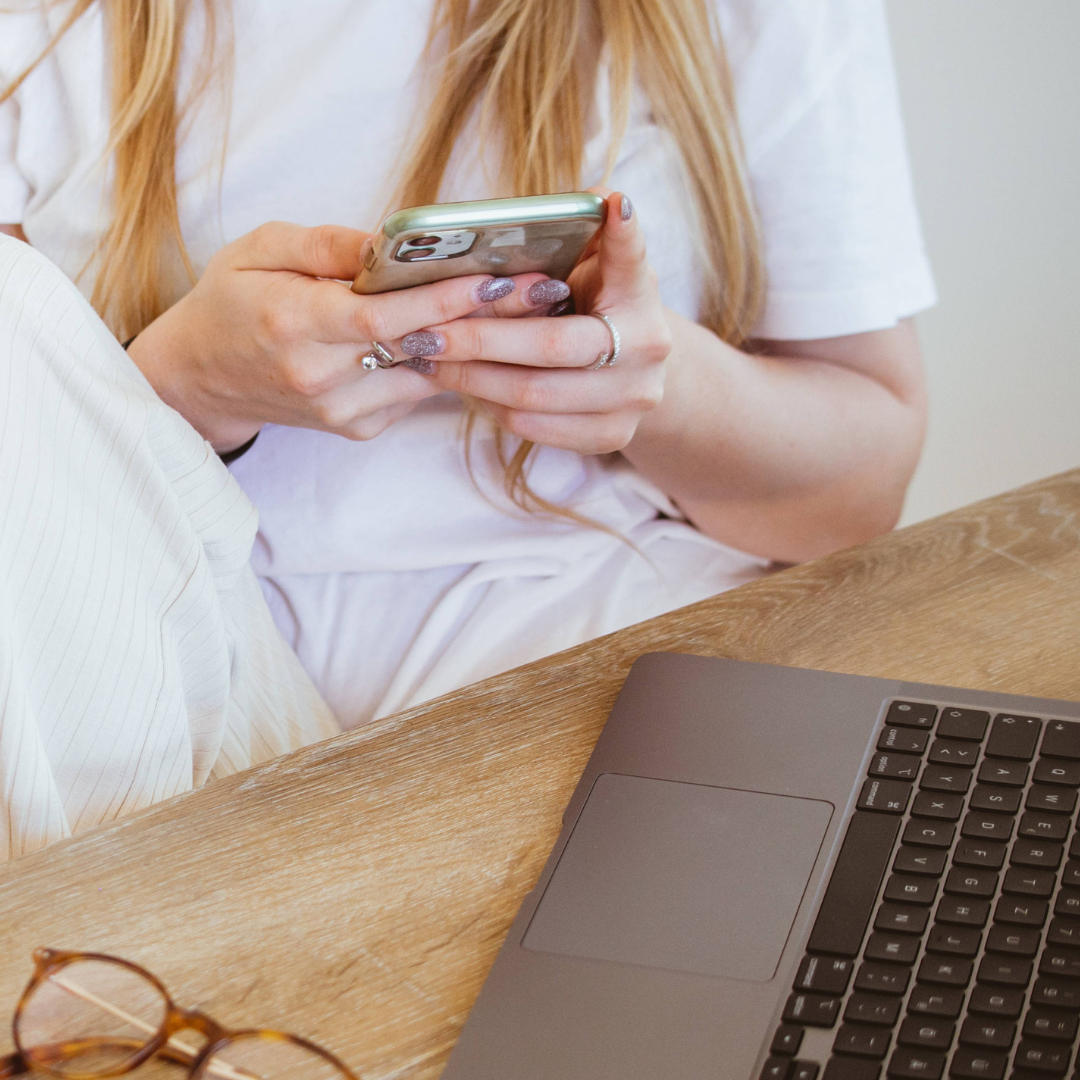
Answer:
[{"left": 3, "top": 470, "right": 1080, "bottom": 1077}]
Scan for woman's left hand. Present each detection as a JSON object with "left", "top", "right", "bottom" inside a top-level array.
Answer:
[{"left": 414, "top": 190, "right": 673, "bottom": 455}]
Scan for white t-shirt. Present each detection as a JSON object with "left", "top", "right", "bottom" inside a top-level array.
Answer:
[{"left": 0, "top": 0, "right": 937, "bottom": 725}]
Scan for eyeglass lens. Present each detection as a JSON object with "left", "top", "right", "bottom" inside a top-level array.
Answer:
[{"left": 17, "top": 959, "right": 168, "bottom": 1076}]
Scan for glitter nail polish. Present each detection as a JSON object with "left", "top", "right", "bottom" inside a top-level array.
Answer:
[
  {"left": 400, "top": 330, "right": 445, "bottom": 357},
  {"left": 404, "top": 357, "right": 437, "bottom": 375},
  {"left": 620, "top": 195, "right": 633, "bottom": 221},
  {"left": 475, "top": 277, "right": 515, "bottom": 303},
  {"left": 547, "top": 298, "right": 575, "bottom": 318},
  {"left": 527, "top": 279, "right": 571, "bottom": 306}
]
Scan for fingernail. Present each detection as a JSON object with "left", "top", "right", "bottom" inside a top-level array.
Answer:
[
  {"left": 620, "top": 195, "right": 633, "bottom": 221},
  {"left": 527, "top": 279, "right": 571, "bottom": 306},
  {"left": 400, "top": 330, "right": 445, "bottom": 357},
  {"left": 475, "top": 277, "right": 515, "bottom": 303},
  {"left": 548, "top": 298, "right": 575, "bottom": 318},
  {"left": 404, "top": 357, "right": 436, "bottom": 375}
]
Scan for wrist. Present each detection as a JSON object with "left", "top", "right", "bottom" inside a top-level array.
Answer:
[{"left": 124, "top": 302, "right": 262, "bottom": 453}]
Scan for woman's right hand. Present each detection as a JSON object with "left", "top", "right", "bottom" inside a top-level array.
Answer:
[{"left": 126, "top": 222, "right": 548, "bottom": 451}]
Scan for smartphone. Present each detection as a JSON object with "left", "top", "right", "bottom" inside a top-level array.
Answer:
[{"left": 352, "top": 192, "right": 606, "bottom": 295}]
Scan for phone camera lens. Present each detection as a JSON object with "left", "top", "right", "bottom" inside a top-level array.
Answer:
[
  {"left": 399, "top": 247, "right": 438, "bottom": 261},
  {"left": 411, "top": 236, "right": 441, "bottom": 247}
]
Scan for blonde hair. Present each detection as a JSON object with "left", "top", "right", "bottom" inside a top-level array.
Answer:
[{"left": 4, "top": 0, "right": 764, "bottom": 509}]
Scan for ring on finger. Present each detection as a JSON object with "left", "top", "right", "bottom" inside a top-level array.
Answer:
[
  {"left": 360, "top": 340, "right": 400, "bottom": 370},
  {"left": 587, "top": 313, "right": 621, "bottom": 370}
]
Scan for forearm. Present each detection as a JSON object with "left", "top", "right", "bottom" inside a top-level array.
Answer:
[{"left": 622, "top": 312, "right": 927, "bottom": 563}]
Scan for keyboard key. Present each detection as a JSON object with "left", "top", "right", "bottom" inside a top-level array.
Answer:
[
  {"left": 895, "top": 847, "right": 948, "bottom": 876},
  {"left": 762, "top": 1057, "right": 794, "bottom": 1080},
  {"left": 920, "top": 767, "right": 972, "bottom": 794},
  {"left": 870, "top": 753, "right": 922, "bottom": 781},
  {"left": 961, "top": 813, "right": 1013, "bottom": 843},
  {"left": 1041, "top": 720, "right": 1080, "bottom": 760},
  {"left": 1046, "top": 917, "right": 1080, "bottom": 947},
  {"left": 784, "top": 992, "right": 841, "bottom": 1027},
  {"left": 880, "top": 727, "right": 931, "bottom": 754},
  {"left": 907, "top": 985, "right": 964, "bottom": 1018},
  {"left": 945, "top": 867, "right": 998, "bottom": 898},
  {"left": 976, "top": 955, "right": 1032, "bottom": 986},
  {"left": 913, "top": 793, "right": 964, "bottom": 821},
  {"left": 859, "top": 779, "right": 912, "bottom": 815},
  {"left": 1014, "top": 1040, "right": 1072, "bottom": 1074},
  {"left": 1054, "top": 889, "right": 1080, "bottom": 918},
  {"left": 1004, "top": 867, "right": 1057, "bottom": 898},
  {"left": 985, "top": 925, "right": 1041, "bottom": 956},
  {"left": 977, "top": 760, "right": 1029, "bottom": 787},
  {"left": 918, "top": 956, "right": 972, "bottom": 986},
  {"left": 968, "top": 786, "right": 1022, "bottom": 814},
  {"left": 1030, "top": 978, "right": 1080, "bottom": 1010},
  {"left": 885, "top": 874, "right": 939, "bottom": 905},
  {"left": 959, "top": 1017, "right": 1015, "bottom": 1049},
  {"left": 898, "top": 1017, "right": 954, "bottom": 1050},
  {"left": 793, "top": 1062, "right": 821, "bottom": 1080},
  {"left": 985, "top": 714, "right": 1042, "bottom": 761},
  {"left": 927, "top": 925, "right": 982, "bottom": 957},
  {"left": 1019, "top": 813, "right": 1070, "bottom": 841},
  {"left": 875, "top": 904, "right": 931, "bottom": 935},
  {"left": 967, "top": 985, "right": 1024, "bottom": 1018},
  {"left": 887, "top": 1048, "right": 945, "bottom": 1079},
  {"left": 808, "top": 812, "right": 902, "bottom": 957},
  {"left": 937, "top": 897, "right": 990, "bottom": 927},
  {"left": 948, "top": 1047, "right": 1006, "bottom": 1080},
  {"left": 928, "top": 741, "right": 979, "bottom": 768},
  {"left": 824, "top": 1056, "right": 882, "bottom": 1080},
  {"left": 835, "top": 1024, "right": 891, "bottom": 1058},
  {"left": 846, "top": 993, "right": 903, "bottom": 1025},
  {"left": 904, "top": 820, "right": 955, "bottom": 849},
  {"left": 1034, "top": 759, "right": 1080, "bottom": 787},
  {"left": 865, "top": 931, "right": 921, "bottom": 965},
  {"left": 855, "top": 962, "right": 911, "bottom": 995},
  {"left": 888, "top": 702, "right": 938, "bottom": 729},
  {"left": 1072, "top": 834, "right": 1080, "bottom": 859},
  {"left": 954, "top": 840, "right": 1006, "bottom": 869},
  {"left": 772, "top": 1025, "right": 805, "bottom": 1055},
  {"left": 1061, "top": 861, "right": 1080, "bottom": 889},
  {"left": 995, "top": 896, "right": 1047, "bottom": 926},
  {"left": 1040, "top": 948, "right": 1080, "bottom": 980},
  {"left": 937, "top": 708, "right": 990, "bottom": 742},
  {"left": 1011, "top": 839, "right": 1063, "bottom": 870},
  {"left": 1024, "top": 1009, "right": 1079, "bottom": 1042},
  {"left": 1027, "top": 786, "right": 1078, "bottom": 814},
  {"left": 796, "top": 956, "right": 855, "bottom": 995}
]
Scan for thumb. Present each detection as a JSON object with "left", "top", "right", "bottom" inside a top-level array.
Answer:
[
  {"left": 235, "top": 222, "right": 373, "bottom": 281},
  {"left": 595, "top": 191, "right": 650, "bottom": 300}
]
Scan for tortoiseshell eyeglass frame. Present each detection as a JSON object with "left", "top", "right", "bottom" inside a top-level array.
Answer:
[{"left": 0, "top": 950, "right": 359, "bottom": 1080}]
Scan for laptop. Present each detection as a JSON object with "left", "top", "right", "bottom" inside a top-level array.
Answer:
[{"left": 442, "top": 653, "right": 1080, "bottom": 1080}]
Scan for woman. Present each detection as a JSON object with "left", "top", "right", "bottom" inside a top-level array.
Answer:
[{"left": 0, "top": 0, "right": 932, "bottom": 839}]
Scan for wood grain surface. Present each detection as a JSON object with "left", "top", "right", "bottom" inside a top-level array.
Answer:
[{"left": 3, "top": 469, "right": 1080, "bottom": 1078}]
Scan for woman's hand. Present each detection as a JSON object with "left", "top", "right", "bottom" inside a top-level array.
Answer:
[
  {"left": 126, "top": 222, "right": 552, "bottom": 451},
  {"left": 408, "top": 191, "right": 673, "bottom": 455}
]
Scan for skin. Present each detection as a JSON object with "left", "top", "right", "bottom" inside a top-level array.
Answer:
[{"left": 2, "top": 192, "right": 927, "bottom": 564}]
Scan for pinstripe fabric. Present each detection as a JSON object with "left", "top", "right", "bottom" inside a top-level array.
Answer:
[{"left": 0, "top": 237, "right": 338, "bottom": 862}]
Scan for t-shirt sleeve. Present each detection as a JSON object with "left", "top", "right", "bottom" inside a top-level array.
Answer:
[
  {"left": 0, "top": 6, "right": 49, "bottom": 224},
  {"left": 724, "top": 0, "right": 936, "bottom": 340}
]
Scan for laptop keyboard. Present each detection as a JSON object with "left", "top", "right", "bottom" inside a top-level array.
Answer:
[{"left": 763, "top": 701, "right": 1080, "bottom": 1080}]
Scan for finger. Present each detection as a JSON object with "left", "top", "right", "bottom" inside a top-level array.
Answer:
[
  {"left": 235, "top": 221, "right": 373, "bottom": 280},
  {"left": 295, "top": 363, "right": 442, "bottom": 430},
  {"left": 427, "top": 359, "right": 661, "bottom": 416},
  {"left": 303, "top": 272, "right": 520, "bottom": 346},
  {"left": 595, "top": 190, "right": 651, "bottom": 302},
  {"left": 469, "top": 273, "right": 573, "bottom": 318},
  {"left": 421, "top": 313, "right": 612, "bottom": 368},
  {"left": 481, "top": 403, "right": 640, "bottom": 456}
]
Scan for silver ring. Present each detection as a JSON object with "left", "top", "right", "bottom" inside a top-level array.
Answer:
[
  {"left": 587, "top": 313, "right": 621, "bottom": 370},
  {"left": 370, "top": 340, "right": 400, "bottom": 368}
]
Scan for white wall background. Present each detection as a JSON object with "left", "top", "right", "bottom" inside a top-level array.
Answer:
[{"left": 887, "top": 1, "right": 1080, "bottom": 525}]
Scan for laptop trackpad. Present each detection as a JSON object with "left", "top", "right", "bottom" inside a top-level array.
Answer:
[{"left": 522, "top": 774, "right": 833, "bottom": 981}]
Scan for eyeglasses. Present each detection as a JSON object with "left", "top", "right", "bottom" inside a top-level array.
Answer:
[{"left": 1, "top": 950, "right": 359, "bottom": 1080}]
